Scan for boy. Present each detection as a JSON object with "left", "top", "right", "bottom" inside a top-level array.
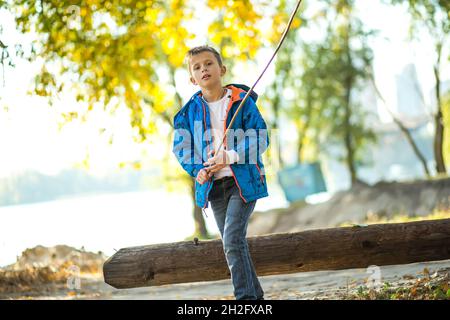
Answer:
[{"left": 172, "top": 45, "right": 269, "bottom": 300}]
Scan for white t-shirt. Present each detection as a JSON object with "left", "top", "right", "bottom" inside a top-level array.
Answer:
[{"left": 204, "top": 88, "right": 239, "bottom": 180}]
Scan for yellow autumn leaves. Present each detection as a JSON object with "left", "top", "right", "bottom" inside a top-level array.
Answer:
[{"left": 11, "top": 0, "right": 303, "bottom": 142}]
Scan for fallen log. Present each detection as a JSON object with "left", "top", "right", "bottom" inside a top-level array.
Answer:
[{"left": 103, "top": 218, "right": 450, "bottom": 289}]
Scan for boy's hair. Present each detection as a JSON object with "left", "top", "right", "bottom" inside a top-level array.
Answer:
[{"left": 185, "top": 45, "right": 223, "bottom": 71}]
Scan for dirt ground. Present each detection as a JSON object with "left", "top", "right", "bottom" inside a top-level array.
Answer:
[
  {"left": 248, "top": 177, "right": 450, "bottom": 235},
  {"left": 100, "top": 259, "right": 450, "bottom": 300},
  {"left": 2, "top": 258, "right": 449, "bottom": 300}
]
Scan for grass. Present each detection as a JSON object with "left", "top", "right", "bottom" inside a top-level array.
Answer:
[
  {"left": 340, "top": 208, "right": 450, "bottom": 228},
  {"left": 337, "top": 208, "right": 450, "bottom": 300},
  {"left": 342, "top": 269, "right": 450, "bottom": 300}
]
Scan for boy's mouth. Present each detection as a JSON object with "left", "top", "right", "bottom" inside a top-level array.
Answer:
[{"left": 202, "top": 74, "right": 211, "bottom": 80}]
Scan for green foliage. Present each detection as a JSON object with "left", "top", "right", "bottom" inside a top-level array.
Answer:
[
  {"left": 390, "top": 0, "right": 450, "bottom": 39},
  {"left": 7, "top": 0, "right": 196, "bottom": 141},
  {"left": 278, "top": 0, "right": 377, "bottom": 177},
  {"left": 1, "top": 0, "right": 281, "bottom": 150}
]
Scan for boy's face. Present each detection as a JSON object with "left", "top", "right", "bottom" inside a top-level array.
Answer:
[{"left": 189, "top": 51, "right": 226, "bottom": 89}]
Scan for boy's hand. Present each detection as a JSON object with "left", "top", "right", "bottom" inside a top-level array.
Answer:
[
  {"left": 203, "top": 150, "right": 229, "bottom": 174},
  {"left": 196, "top": 168, "right": 212, "bottom": 185}
]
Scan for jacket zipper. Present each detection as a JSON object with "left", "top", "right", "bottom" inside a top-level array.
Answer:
[
  {"left": 255, "top": 163, "right": 265, "bottom": 185},
  {"left": 229, "top": 166, "right": 247, "bottom": 203},
  {"left": 201, "top": 99, "right": 212, "bottom": 209},
  {"left": 224, "top": 94, "right": 247, "bottom": 203}
]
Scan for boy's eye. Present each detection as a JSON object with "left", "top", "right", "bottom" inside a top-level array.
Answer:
[{"left": 193, "top": 62, "right": 212, "bottom": 70}]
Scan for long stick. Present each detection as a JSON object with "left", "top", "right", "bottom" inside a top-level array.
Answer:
[{"left": 214, "top": 0, "right": 303, "bottom": 160}]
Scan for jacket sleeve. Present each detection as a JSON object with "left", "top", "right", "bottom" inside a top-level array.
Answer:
[
  {"left": 226, "top": 97, "right": 269, "bottom": 164},
  {"left": 172, "top": 110, "right": 204, "bottom": 178}
]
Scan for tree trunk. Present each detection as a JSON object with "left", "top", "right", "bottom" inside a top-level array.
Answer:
[
  {"left": 191, "top": 179, "right": 208, "bottom": 238},
  {"left": 344, "top": 76, "right": 357, "bottom": 185},
  {"left": 167, "top": 65, "right": 208, "bottom": 238},
  {"left": 297, "top": 93, "right": 313, "bottom": 164},
  {"left": 270, "top": 81, "right": 284, "bottom": 168},
  {"left": 103, "top": 218, "right": 450, "bottom": 289},
  {"left": 342, "top": 18, "right": 357, "bottom": 186},
  {"left": 433, "top": 62, "right": 446, "bottom": 174}
]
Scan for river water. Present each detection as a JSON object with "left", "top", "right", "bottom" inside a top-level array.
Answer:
[{"left": 0, "top": 185, "right": 288, "bottom": 267}]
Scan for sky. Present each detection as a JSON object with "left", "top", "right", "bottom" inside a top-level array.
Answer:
[{"left": 0, "top": 1, "right": 448, "bottom": 179}]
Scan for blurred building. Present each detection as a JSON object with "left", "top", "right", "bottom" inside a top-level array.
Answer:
[{"left": 395, "top": 64, "right": 427, "bottom": 119}]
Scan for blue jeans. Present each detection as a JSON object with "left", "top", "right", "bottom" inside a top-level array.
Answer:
[{"left": 208, "top": 176, "right": 264, "bottom": 300}]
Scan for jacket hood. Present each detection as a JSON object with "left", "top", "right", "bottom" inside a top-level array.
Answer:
[
  {"left": 175, "top": 83, "right": 258, "bottom": 121},
  {"left": 225, "top": 83, "right": 258, "bottom": 102}
]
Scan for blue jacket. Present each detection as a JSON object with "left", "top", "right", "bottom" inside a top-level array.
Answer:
[{"left": 172, "top": 84, "right": 269, "bottom": 208}]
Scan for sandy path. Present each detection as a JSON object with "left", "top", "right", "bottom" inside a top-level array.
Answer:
[{"left": 13, "top": 259, "right": 448, "bottom": 300}]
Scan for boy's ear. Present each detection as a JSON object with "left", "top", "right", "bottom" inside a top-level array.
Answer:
[
  {"left": 190, "top": 76, "right": 197, "bottom": 86},
  {"left": 221, "top": 65, "right": 227, "bottom": 76}
]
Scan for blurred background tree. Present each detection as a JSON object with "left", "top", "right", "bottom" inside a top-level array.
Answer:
[
  {"left": 272, "top": 0, "right": 377, "bottom": 186},
  {"left": 390, "top": 0, "right": 449, "bottom": 175},
  {"left": 318, "top": 0, "right": 377, "bottom": 186}
]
